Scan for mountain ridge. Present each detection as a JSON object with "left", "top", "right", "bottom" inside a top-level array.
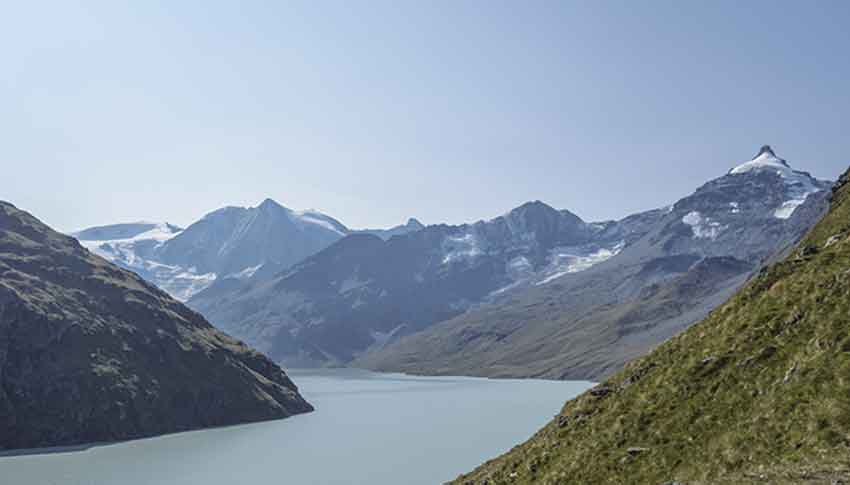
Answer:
[
  {"left": 73, "top": 199, "right": 424, "bottom": 301},
  {"left": 355, "top": 148, "right": 832, "bottom": 379},
  {"left": 187, "top": 195, "right": 643, "bottom": 366}
]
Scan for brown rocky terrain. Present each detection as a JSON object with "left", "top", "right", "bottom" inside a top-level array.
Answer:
[{"left": 0, "top": 201, "right": 313, "bottom": 451}]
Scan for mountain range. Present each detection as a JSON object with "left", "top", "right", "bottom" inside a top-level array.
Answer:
[
  {"left": 357, "top": 146, "right": 832, "bottom": 379},
  {"left": 73, "top": 200, "right": 423, "bottom": 301},
  {"left": 187, "top": 199, "right": 644, "bottom": 366},
  {"left": 0, "top": 201, "right": 312, "bottom": 450},
  {"left": 450, "top": 165, "right": 850, "bottom": 485},
  {"left": 186, "top": 147, "right": 831, "bottom": 378}
]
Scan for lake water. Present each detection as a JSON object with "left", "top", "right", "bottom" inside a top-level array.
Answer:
[{"left": 0, "top": 369, "right": 592, "bottom": 485}]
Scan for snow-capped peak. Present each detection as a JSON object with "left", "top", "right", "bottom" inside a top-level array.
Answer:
[
  {"left": 729, "top": 145, "right": 793, "bottom": 175},
  {"left": 258, "top": 198, "right": 288, "bottom": 212},
  {"left": 753, "top": 145, "right": 788, "bottom": 165},
  {"left": 728, "top": 145, "right": 826, "bottom": 220}
]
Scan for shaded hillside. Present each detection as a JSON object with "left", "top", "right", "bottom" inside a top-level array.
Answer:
[
  {"left": 0, "top": 201, "right": 312, "bottom": 451},
  {"left": 357, "top": 255, "right": 757, "bottom": 380},
  {"left": 452, "top": 167, "right": 850, "bottom": 484}
]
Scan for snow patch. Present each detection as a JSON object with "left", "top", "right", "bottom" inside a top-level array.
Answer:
[
  {"left": 293, "top": 212, "right": 347, "bottom": 235},
  {"left": 487, "top": 256, "right": 537, "bottom": 295},
  {"left": 229, "top": 264, "right": 263, "bottom": 280},
  {"left": 79, "top": 222, "right": 180, "bottom": 249},
  {"left": 442, "top": 233, "right": 484, "bottom": 264},
  {"left": 536, "top": 241, "right": 625, "bottom": 285},
  {"left": 506, "top": 256, "right": 534, "bottom": 278},
  {"left": 339, "top": 275, "right": 371, "bottom": 293},
  {"left": 77, "top": 223, "right": 219, "bottom": 301},
  {"left": 772, "top": 179, "right": 820, "bottom": 219},
  {"left": 489, "top": 281, "right": 523, "bottom": 296},
  {"left": 682, "top": 211, "right": 725, "bottom": 240}
]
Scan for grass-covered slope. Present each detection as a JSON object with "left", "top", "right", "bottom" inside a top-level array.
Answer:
[{"left": 453, "top": 169, "right": 850, "bottom": 484}]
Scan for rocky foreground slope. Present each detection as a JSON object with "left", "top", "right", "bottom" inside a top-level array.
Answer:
[
  {"left": 0, "top": 201, "right": 312, "bottom": 451},
  {"left": 452, "top": 167, "right": 850, "bottom": 484}
]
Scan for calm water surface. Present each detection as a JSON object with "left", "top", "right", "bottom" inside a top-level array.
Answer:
[{"left": 0, "top": 369, "right": 592, "bottom": 485}]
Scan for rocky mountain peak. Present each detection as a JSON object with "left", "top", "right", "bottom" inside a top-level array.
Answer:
[
  {"left": 258, "top": 198, "right": 286, "bottom": 211},
  {"left": 406, "top": 218, "right": 424, "bottom": 229},
  {"left": 729, "top": 145, "right": 800, "bottom": 176},
  {"left": 755, "top": 144, "right": 775, "bottom": 158},
  {"left": 507, "top": 200, "right": 563, "bottom": 221},
  {"left": 752, "top": 144, "right": 789, "bottom": 167}
]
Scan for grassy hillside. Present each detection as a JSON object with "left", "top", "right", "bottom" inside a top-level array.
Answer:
[{"left": 452, "top": 169, "right": 850, "bottom": 484}]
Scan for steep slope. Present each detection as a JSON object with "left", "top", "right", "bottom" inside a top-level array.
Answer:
[
  {"left": 0, "top": 201, "right": 312, "bottom": 451},
  {"left": 357, "top": 147, "right": 831, "bottom": 379},
  {"left": 452, "top": 167, "right": 850, "bottom": 484},
  {"left": 189, "top": 201, "right": 649, "bottom": 366}
]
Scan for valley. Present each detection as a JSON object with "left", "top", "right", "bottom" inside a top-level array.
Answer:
[
  {"left": 78, "top": 147, "right": 832, "bottom": 382},
  {"left": 5, "top": 4, "right": 850, "bottom": 481}
]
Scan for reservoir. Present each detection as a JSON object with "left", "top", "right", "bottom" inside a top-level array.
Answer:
[{"left": 0, "top": 369, "right": 592, "bottom": 485}]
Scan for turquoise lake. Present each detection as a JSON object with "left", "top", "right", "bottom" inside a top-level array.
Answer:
[{"left": 0, "top": 369, "right": 592, "bottom": 485}]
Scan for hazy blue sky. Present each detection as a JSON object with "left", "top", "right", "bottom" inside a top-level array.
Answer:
[{"left": 4, "top": 1, "right": 849, "bottom": 232}]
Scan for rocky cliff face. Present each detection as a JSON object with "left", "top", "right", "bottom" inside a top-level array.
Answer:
[
  {"left": 451, "top": 165, "right": 850, "bottom": 484},
  {"left": 0, "top": 201, "right": 312, "bottom": 451}
]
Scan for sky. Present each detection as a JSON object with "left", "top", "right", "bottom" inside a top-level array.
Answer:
[{"left": 3, "top": 1, "right": 850, "bottom": 232}]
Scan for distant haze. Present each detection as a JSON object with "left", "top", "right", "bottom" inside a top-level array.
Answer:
[{"left": 3, "top": 1, "right": 849, "bottom": 232}]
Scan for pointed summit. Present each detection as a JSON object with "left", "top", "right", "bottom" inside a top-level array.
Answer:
[
  {"left": 730, "top": 145, "right": 793, "bottom": 175},
  {"left": 754, "top": 144, "right": 776, "bottom": 159},
  {"left": 751, "top": 144, "right": 789, "bottom": 167},
  {"left": 726, "top": 145, "right": 828, "bottom": 220},
  {"left": 510, "top": 200, "right": 558, "bottom": 216},
  {"left": 258, "top": 198, "right": 286, "bottom": 211}
]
